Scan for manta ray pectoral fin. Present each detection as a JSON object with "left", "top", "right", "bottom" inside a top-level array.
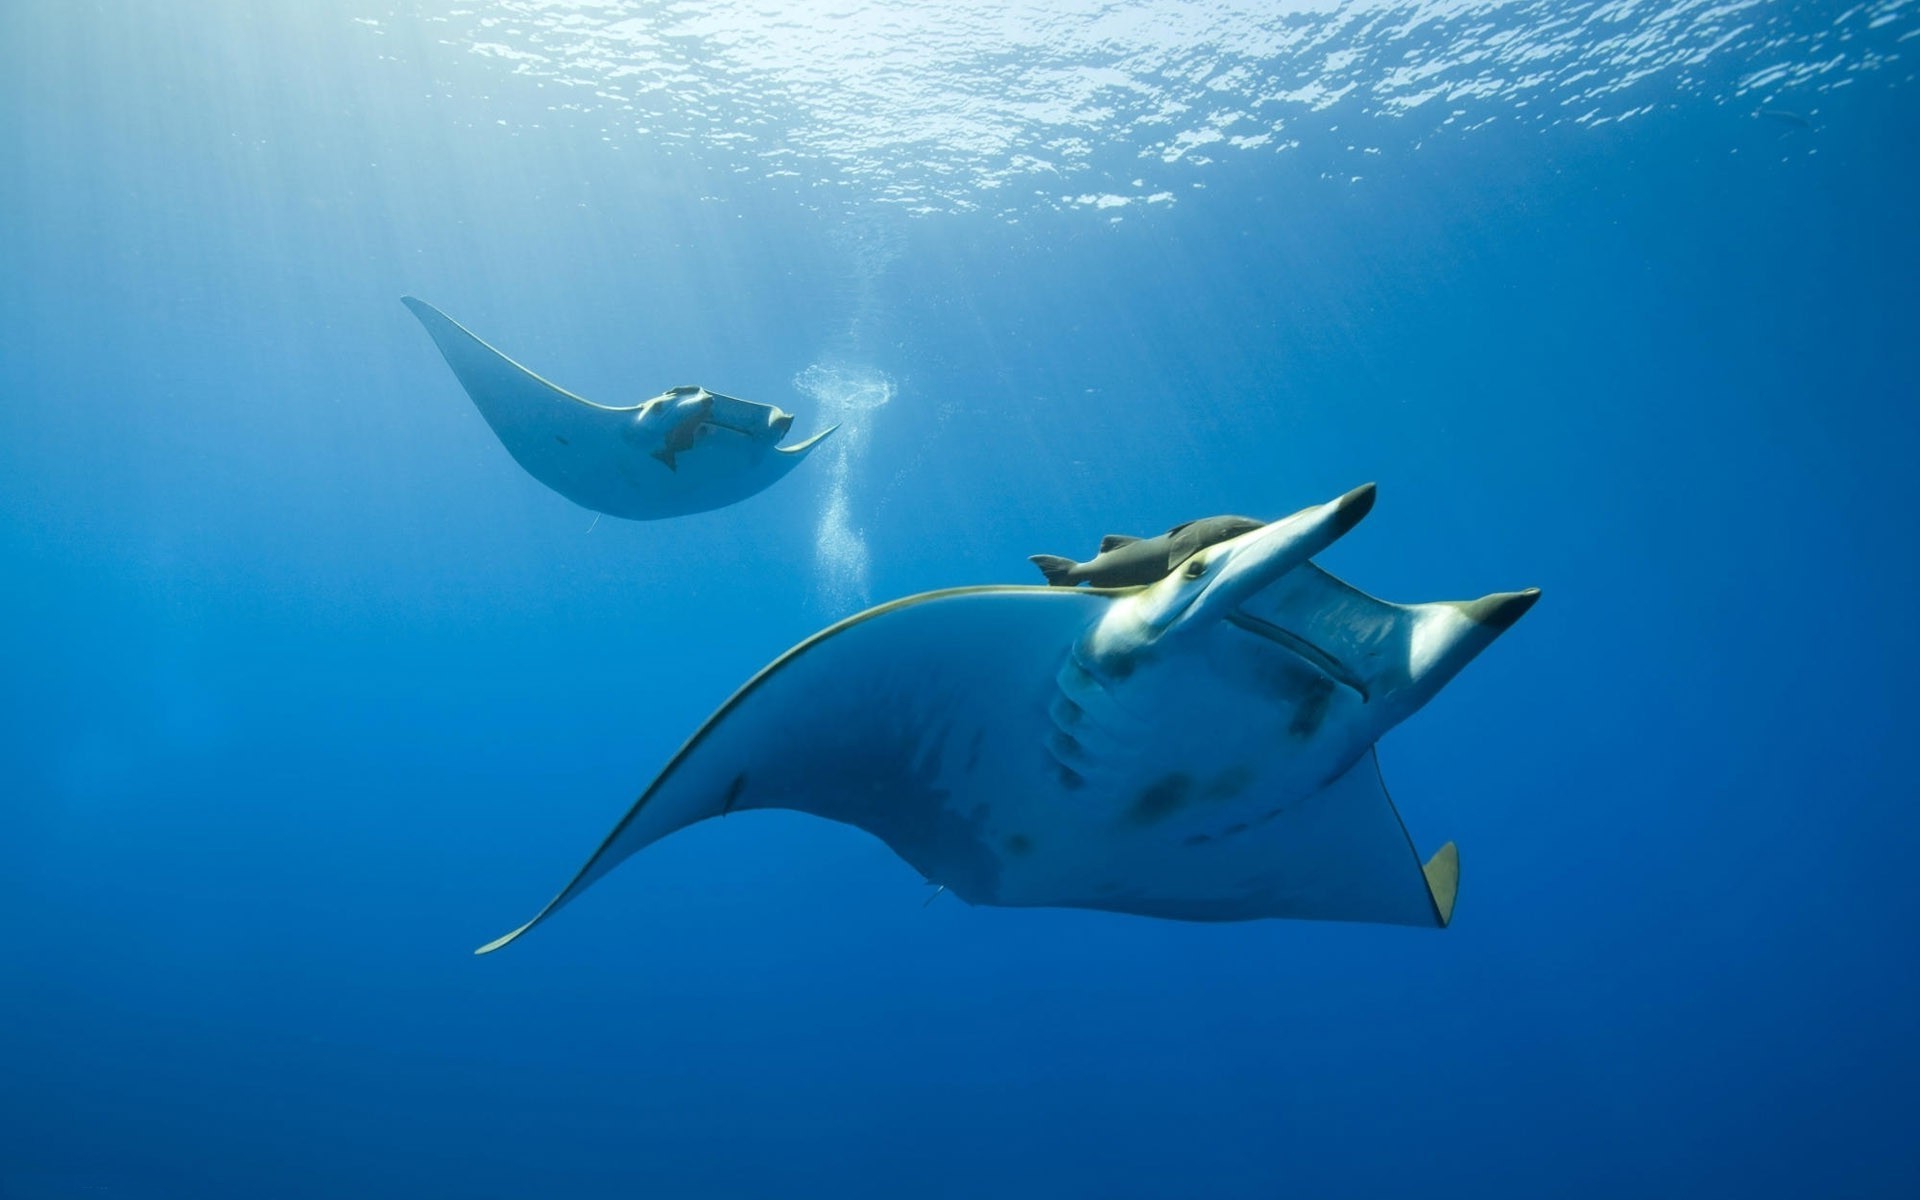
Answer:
[
  {"left": 474, "top": 586, "right": 1106, "bottom": 952},
  {"left": 1099, "top": 534, "right": 1142, "bottom": 552},
  {"left": 402, "top": 296, "right": 614, "bottom": 424},
  {"left": 776, "top": 424, "right": 839, "bottom": 456},
  {"left": 1256, "top": 747, "right": 1456, "bottom": 928},
  {"left": 475, "top": 918, "right": 540, "bottom": 956},
  {"left": 1422, "top": 842, "right": 1459, "bottom": 927}
]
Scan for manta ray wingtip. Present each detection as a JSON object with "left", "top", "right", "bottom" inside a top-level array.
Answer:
[
  {"left": 777, "top": 423, "right": 840, "bottom": 455},
  {"left": 1463, "top": 587, "right": 1541, "bottom": 632},
  {"left": 474, "top": 920, "right": 537, "bottom": 956},
  {"left": 1330, "top": 482, "right": 1378, "bottom": 534},
  {"left": 400, "top": 295, "right": 456, "bottom": 327},
  {"left": 1422, "top": 841, "right": 1460, "bottom": 927}
]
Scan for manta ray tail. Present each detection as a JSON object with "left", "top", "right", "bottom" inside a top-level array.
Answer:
[{"left": 1028, "top": 554, "right": 1079, "bottom": 586}]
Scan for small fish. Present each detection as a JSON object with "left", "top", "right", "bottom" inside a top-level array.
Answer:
[
  {"left": 1029, "top": 514, "right": 1266, "bottom": 587},
  {"left": 1754, "top": 108, "right": 1815, "bottom": 131}
]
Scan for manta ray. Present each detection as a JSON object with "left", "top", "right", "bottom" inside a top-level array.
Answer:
[
  {"left": 476, "top": 484, "right": 1537, "bottom": 953},
  {"left": 402, "top": 297, "right": 836, "bottom": 519}
]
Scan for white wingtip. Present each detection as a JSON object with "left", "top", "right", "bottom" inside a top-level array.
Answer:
[
  {"left": 474, "top": 919, "right": 537, "bottom": 956},
  {"left": 1422, "top": 841, "right": 1460, "bottom": 927},
  {"left": 777, "top": 423, "right": 839, "bottom": 455}
]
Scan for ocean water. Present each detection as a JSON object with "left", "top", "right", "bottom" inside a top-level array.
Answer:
[{"left": 2, "top": 2, "right": 1916, "bottom": 1197}]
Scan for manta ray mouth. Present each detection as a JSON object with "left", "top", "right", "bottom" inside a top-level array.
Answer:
[{"left": 1224, "top": 611, "right": 1370, "bottom": 701}]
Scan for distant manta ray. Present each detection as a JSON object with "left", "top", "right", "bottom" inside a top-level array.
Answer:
[
  {"left": 474, "top": 484, "right": 1539, "bottom": 953},
  {"left": 402, "top": 297, "right": 836, "bottom": 519}
]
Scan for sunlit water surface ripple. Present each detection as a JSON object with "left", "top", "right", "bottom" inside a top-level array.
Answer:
[{"left": 358, "top": 0, "right": 1915, "bottom": 216}]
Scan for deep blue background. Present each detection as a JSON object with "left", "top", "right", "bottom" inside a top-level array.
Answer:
[{"left": 2, "top": 4, "right": 1916, "bottom": 1197}]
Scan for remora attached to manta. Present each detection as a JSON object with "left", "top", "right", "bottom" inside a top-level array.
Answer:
[
  {"left": 1030, "top": 514, "right": 1267, "bottom": 587},
  {"left": 402, "top": 297, "right": 836, "bottom": 519},
  {"left": 476, "top": 484, "right": 1538, "bottom": 953}
]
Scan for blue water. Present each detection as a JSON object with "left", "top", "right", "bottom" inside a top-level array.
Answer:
[{"left": 3, "top": 2, "right": 1917, "bottom": 1196}]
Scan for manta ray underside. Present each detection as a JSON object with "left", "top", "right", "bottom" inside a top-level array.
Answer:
[{"left": 476, "top": 484, "right": 1538, "bottom": 952}]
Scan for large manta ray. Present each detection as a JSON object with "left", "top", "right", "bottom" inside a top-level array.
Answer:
[
  {"left": 477, "top": 484, "right": 1537, "bottom": 953},
  {"left": 403, "top": 297, "right": 836, "bottom": 519}
]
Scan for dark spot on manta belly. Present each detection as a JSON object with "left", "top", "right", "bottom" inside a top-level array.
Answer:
[
  {"left": 1129, "top": 772, "right": 1193, "bottom": 824},
  {"left": 1003, "top": 833, "right": 1034, "bottom": 856},
  {"left": 1288, "top": 676, "right": 1336, "bottom": 738},
  {"left": 554, "top": 435, "right": 570, "bottom": 446},
  {"left": 1204, "top": 766, "right": 1254, "bottom": 800},
  {"left": 1056, "top": 765, "right": 1086, "bottom": 790},
  {"left": 721, "top": 772, "right": 747, "bottom": 815}
]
